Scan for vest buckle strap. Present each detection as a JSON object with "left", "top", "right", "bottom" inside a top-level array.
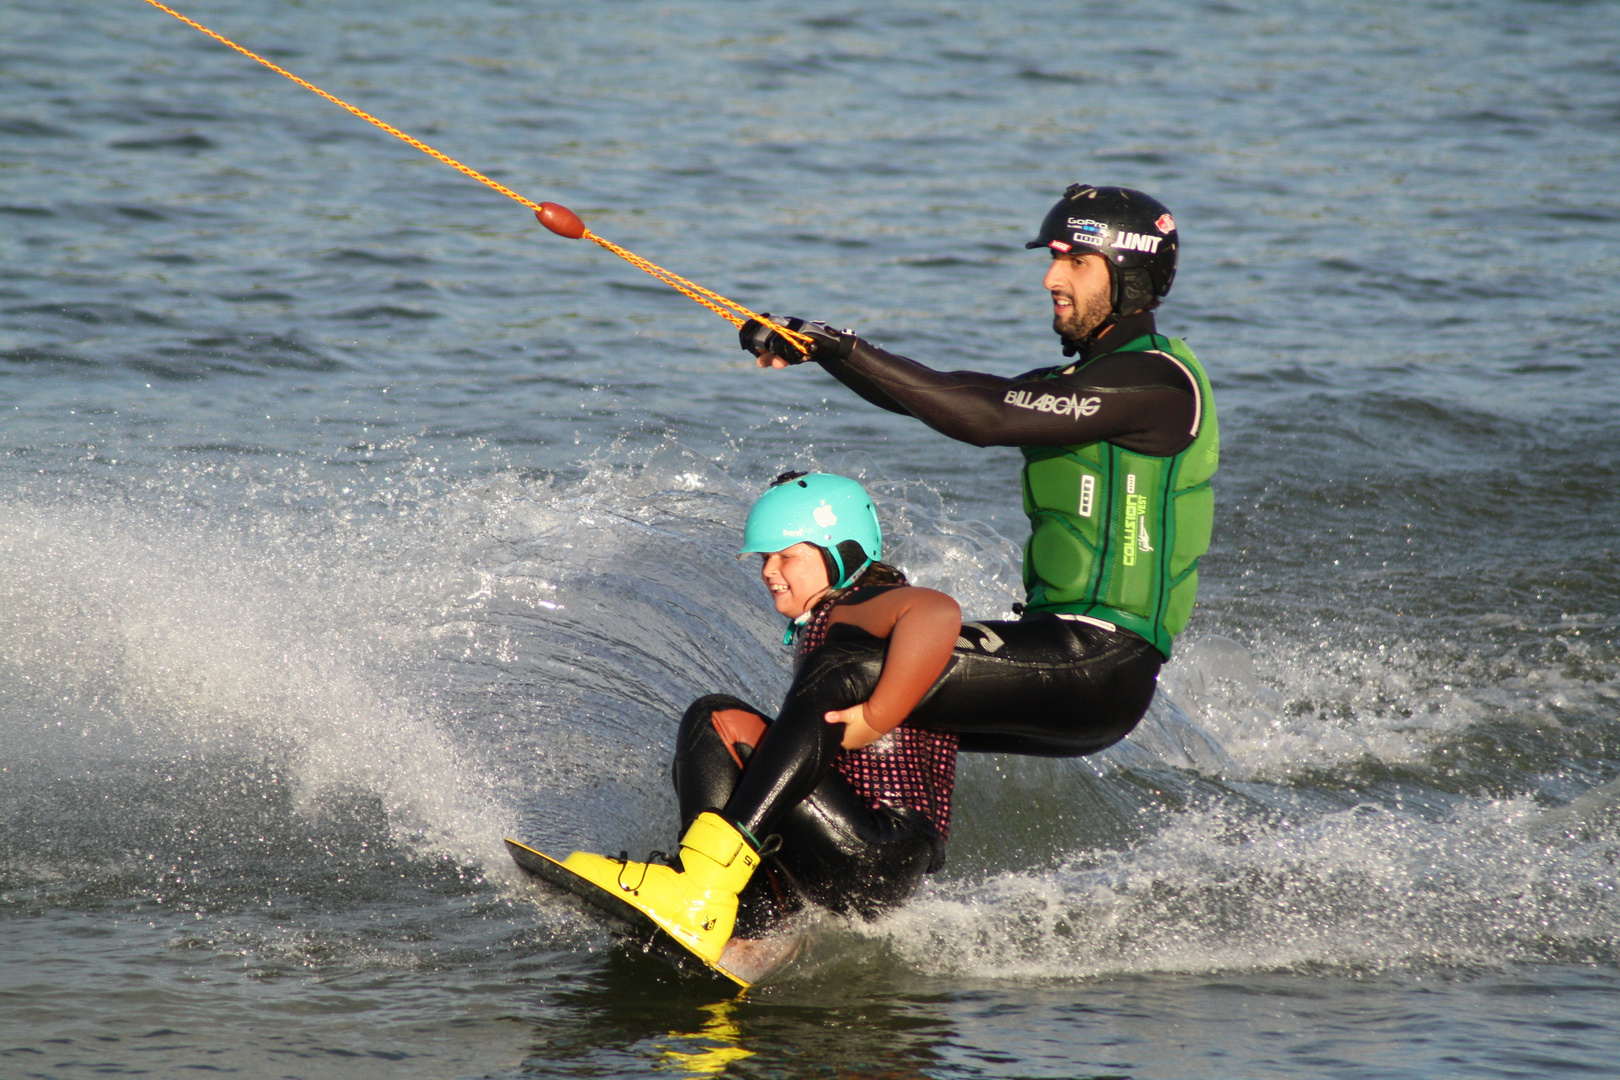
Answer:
[{"left": 1054, "top": 613, "right": 1118, "bottom": 632}]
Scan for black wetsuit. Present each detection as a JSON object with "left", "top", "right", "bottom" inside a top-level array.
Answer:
[
  {"left": 672, "top": 587, "right": 952, "bottom": 931},
  {"left": 818, "top": 311, "right": 1198, "bottom": 456},
  {"left": 715, "top": 313, "right": 1197, "bottom": 847},
  {"left": 672, "top": 690, "right": 945, "bottom": 932}
]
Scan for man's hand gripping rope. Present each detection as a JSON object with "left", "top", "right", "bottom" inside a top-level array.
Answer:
[{"left": 739, "top": 315, "right": 857, "bottom": 367}]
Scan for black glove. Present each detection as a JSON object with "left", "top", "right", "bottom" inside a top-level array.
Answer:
[{"left": 738, "top": 314, "right": 855, "bottom": 364}]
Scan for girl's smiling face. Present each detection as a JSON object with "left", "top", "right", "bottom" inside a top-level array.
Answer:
[{"left": 760, "top": 543, "right": 832, "bottom": 618}]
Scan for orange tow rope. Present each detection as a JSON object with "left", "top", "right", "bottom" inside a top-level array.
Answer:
[{"left": 138, "top": 0, "right": 812, "bottom": 350}]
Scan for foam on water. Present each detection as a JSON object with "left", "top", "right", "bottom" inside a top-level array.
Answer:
[
  {"left": 0, "top": 477, "right": 511, "bottom": 874},
  {"left": 0, "top": 442, "right": 1029, "bottom": 892},
  {"left": 867, "top": 645, "right": 1620, "bottom": 980},
  {"left": 878, "top": 789, "right": 1620, "bottom": 980},
  {"left": 852, "top": 615, "right": 1620, "bottom": 983},
  {"left": 3, "top": 442, "right": 1615, "bottom": 990}
]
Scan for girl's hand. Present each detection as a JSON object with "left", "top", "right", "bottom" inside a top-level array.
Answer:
[{"left": 825, "top": 703, "right": 884, "bottom": 750}]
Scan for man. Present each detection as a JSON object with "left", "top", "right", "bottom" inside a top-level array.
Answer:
[{"left": 738, "top": 183, "right": 1218, "bottom": 756}]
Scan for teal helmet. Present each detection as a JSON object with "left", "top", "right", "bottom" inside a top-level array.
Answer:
[{"left": 738, "top": 472, "right": 882, "bottom": 588}]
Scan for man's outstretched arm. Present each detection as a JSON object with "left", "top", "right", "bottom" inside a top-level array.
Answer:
[
  {"left": 739, "top": 315, "right": 1198, "bottom": 454},
  {"left": 820, "top": 339, "right": 1198, "bottom": 455}
]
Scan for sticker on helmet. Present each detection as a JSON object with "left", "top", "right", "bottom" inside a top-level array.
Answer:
[
  {"left": 1064, "top": 218, "right": 1108, "bottom": 247},
  {"left": 1048, "top": 240, "right": 1073, "bottom": 253},
  {"left": 812, "top": 504, "right": 838, "bottom": 528},
  {"left": 1112, "top": 230, "right": 1165, "bottom": 254},
  {"left": 1154, "top": 213, "right": 1175, "bottom": 234}
]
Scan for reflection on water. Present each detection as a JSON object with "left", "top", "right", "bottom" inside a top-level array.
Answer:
[
  {"left": 528, "top": 949, "right": 957, "bottom": 1078},
  {"left": 658, "top": 1000, "right": 753, "bottom": 1076}
]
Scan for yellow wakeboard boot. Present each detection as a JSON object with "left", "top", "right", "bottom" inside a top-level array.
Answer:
[{"left": 556, "top": 812, "right": 759, "bottom": 964}]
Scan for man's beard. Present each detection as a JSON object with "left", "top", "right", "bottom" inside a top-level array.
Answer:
[{"left": 1053, "top": 286, "right": 1113, "bottom": 349}]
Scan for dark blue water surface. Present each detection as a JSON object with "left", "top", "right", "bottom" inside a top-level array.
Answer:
[{"left": 4, "top": 1, "right": 1619, "bottom": 1077}]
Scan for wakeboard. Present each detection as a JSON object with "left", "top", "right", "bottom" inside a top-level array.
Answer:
[{"left": 505, "top": 837, "right": 802, "bottom": 989}]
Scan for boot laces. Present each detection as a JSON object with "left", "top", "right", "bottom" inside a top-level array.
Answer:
[{"left": 613, "top": 850, "right": 676, "bottom": 891}]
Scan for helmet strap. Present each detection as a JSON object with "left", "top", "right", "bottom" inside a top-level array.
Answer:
[
  {"left": 818, "top": 539, "right": 878, "bottom": 589},
  {"left": 783, "top": 608, "right": 814, "bottom": 646},
  {"left": 836, "top": 540, "right": 870, "bottom": 585},
  {"left": 817, "top": 545, "right": 844, "bottom": 589}
]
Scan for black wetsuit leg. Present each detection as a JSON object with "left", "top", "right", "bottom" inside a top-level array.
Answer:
[
  {"left": 719, "top": 641, "right": 886, "bottom": 839},
  {"left": 771, "top": 775, "right": 938, "bottom": 919},
  {"left": 918, "top": 616, "right": 1162, "bottom": 756},
  {"left": 672, "top": 694, "right": 760, "bottom": 824},
  {"left": 717, "top": 617, "right": 1161, "bottom": 837},
  {"left": 673, "top": 695, "right": 939, "bottom": 931}
]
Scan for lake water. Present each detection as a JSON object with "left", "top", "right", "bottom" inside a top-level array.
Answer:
[{"left": 3, "top": 0, "right": 1619, "bottom": 1076}]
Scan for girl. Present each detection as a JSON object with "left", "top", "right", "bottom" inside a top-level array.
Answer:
[
  {"left": 547, "top": 471, "right": 962, "bottom": 963},
  {"left": 673, "top": 471, "right": 964, "bottom": 939}
]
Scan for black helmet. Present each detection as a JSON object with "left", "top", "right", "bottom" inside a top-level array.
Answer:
[{"left": 1026, "top": 184, "right": 1179, "bottom": 317}]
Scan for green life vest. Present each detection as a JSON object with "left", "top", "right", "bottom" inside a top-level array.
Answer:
[{"left": 1019, "top": 333, "right": 1218, "bottom": 658}]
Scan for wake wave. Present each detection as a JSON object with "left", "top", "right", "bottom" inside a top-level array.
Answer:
[{"left": 4, "top": 442, "right": 1611, "bottom": 979}]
